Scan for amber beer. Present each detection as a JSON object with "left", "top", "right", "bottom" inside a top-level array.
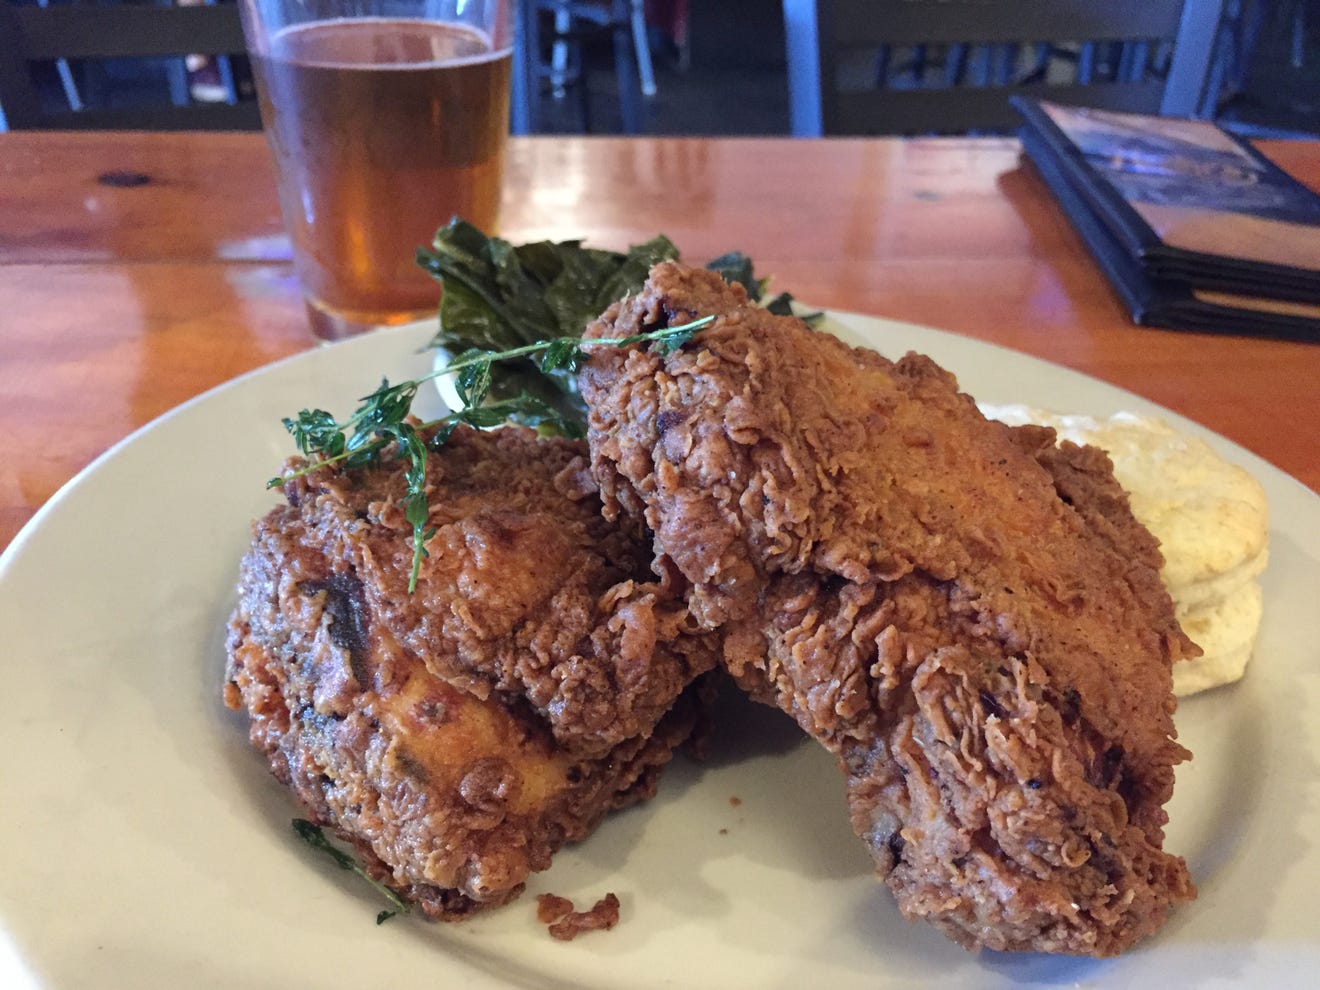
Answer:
[{"left": 253, "top": 18, "right": 511, "bottom": 338}]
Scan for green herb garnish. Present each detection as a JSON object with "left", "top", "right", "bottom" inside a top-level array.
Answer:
[
  {"left": 291, "top": 818, "right": 411, "bottom": 924},
  {"left": 271, "top": 315, "right": 715, "bottom": 591}
]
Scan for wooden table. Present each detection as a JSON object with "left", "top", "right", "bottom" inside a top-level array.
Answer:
[{"left": 3, "top": 132, "right": 1318, "bottom": 551}]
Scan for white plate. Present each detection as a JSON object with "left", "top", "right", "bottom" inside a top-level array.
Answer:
[{"left": 3, "top": 313, "right": 1319, "bottom": 989}]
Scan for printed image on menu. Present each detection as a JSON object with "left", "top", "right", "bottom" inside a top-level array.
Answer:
[
  {"left": 1037, "top": 102, "right": 1320, "bottom": 272},
  {"left": 1041, "top": 103, "right": 1320, "bottom": 222}
]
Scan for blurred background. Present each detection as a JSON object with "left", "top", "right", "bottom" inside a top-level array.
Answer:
[
  {"left": 2, "top": 0, "right": 1317, "bottom": 136},
  {"left": 533, "top": 0, "right": 1318, "bottom": 137}
]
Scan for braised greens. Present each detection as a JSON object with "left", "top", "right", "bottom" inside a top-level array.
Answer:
[{"left": 415, "top": 220, "right": 680, "bottom": 411}]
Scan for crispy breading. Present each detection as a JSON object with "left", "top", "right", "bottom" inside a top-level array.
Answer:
[
  {"left": 579, "top": 263, "right": 1196, "bottom": 955},
  {"left": 225, "top": 425, "right": 716, "bottom": 916}
]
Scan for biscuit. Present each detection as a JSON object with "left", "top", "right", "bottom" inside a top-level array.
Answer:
[
  {"left": 1173, "top": 582, "right": 1263, "bottom": 695},
  {"left": 1173, "top": 546, "right": 1268, "bottom": 613}
]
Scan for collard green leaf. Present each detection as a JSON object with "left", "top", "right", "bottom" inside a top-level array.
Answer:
[
  {"left": 705, "top": 251, "right": 760, "bottom": 300},
  {"left": 544, "top": 245, "right": 623, "bottom": 338},
  {"left": 514, "top": 239, "right": 576, "bottom": 284},
  {"left": 431, "top": 278, "right": 509, "bottom": 353},
  {"left": 419, "top": 221, "right": 526, "bottom": 350},
  {"left": 489, "top": 238, "right": 560, "bottom": 345},
  {"left": 593, "top": 234, "right": 679, "bottom": 310},
  {"left": 421, "top": 220, "right": 670, "bottom": 356},
  {"left": 421, "top": 224, "right": 699, "bottom": 378},
  {"left": 429, "top": 217, "right": 491, "bottom": 269}
]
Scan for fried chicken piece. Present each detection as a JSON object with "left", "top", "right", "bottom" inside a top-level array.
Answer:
[
  {"left": 579, "top": 263, "right": 1197, "bottom": 955},
  {"left": 225, "top": 425, "right": 716, "bottom": 917}
]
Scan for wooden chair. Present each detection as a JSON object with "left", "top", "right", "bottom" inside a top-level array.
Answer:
[
  {"left": 0, "top": 1, "right": 260, "bottom": 130},
  {"left": 782, "top": 0, "right": 1229, "bottom": 136}
]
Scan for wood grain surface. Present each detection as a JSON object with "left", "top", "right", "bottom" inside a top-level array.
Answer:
[{"left": 2, "top": 132, "right": 1318, "bottom": 551}]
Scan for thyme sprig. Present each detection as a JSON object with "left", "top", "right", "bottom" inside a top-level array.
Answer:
[
  {"left": 271, "top": 314, "right": 716, "bottom": 592},
  {"left": 291, "top": 819, "right": 411, "bottom": 924}
]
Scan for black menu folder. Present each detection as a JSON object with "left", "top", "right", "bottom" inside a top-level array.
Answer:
[
  {"left": 1012, "top": 97, "right": 1320, "bottom": 340},
  {"left": 1021, "top": 131, "right": 1320, "bottom": 341}
]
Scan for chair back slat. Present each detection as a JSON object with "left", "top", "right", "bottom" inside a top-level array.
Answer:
[
  {"left": 826, "top": 1, "right": 1186, "bottom": 47},
  {"left": 13, "top": 5, "right": 250, "bottom": 60},
  {"left": 834, "top": 81, "right": 1166, "bottom": 135},
  {"left": 28, "top": 102, "right": 262, "bottom": 132}
]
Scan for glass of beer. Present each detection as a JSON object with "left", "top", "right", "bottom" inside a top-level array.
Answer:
[{"left": 238, "top": 0, "right": 512, "bottom": 341}]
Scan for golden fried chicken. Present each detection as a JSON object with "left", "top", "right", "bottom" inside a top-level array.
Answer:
[
  {"left": 225, "top": 424, "right": 716, "bottom": 917},
  {"left": 578, "top": 263, "right": 1197, "bottom": 955}
]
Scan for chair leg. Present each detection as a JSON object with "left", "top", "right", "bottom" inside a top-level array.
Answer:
[
  {"left": 945, "top": 43, "right": 968, "bottom": 86},
  {"left": 970, "top": 44, "right": 991, "bottom": 87},
  {"left": 875, "top": 44, "right": 892, "bottom": 86},
  {"left": 1019, "top": 42, "right": 1051, "bottom": 85},
  {"left": 551, "top": 5, "right": 572, "bottom": 98},
  {"left": 911, "top": 43, "right": 928, "bottom": 83},
  {"left": 35, "top": 0, "right": 84, "bottom": 112},
  {"left": 630, "top": 0, "right": 657, "bottom": 96},
  {"left": 167, "top": 59, "right": 190, "bottom": 106},
  {"left": 1290, "top": 0, "right": 1305, "bottom": 69},
  {"left": 613, "top": 19, "right": 644, "bottom": 132},
  {"left": 1078, "top": 42, "right": 1096, "bottom": 83},
  {"left": 215, "top": 54, "right": 239, "bottom": 104},
  {"left": 991, "top": 43, "right": 1017, "bottom": 85},
  {"left": 55, "top": 59, "right": 83, "bottom": 111},
  {"left": 1123, "top": 40, "right": 1150, "bottom": 82},
  {"left": 674, "top": 0, "right": 690, "bottom": 71},
  {"left": 580, "top": 71, "right": 594, "bottom": 132}
]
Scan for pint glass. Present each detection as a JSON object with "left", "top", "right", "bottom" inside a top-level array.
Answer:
[{"left": 239, "top": 0, "right": 513, "bottom": 340}]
